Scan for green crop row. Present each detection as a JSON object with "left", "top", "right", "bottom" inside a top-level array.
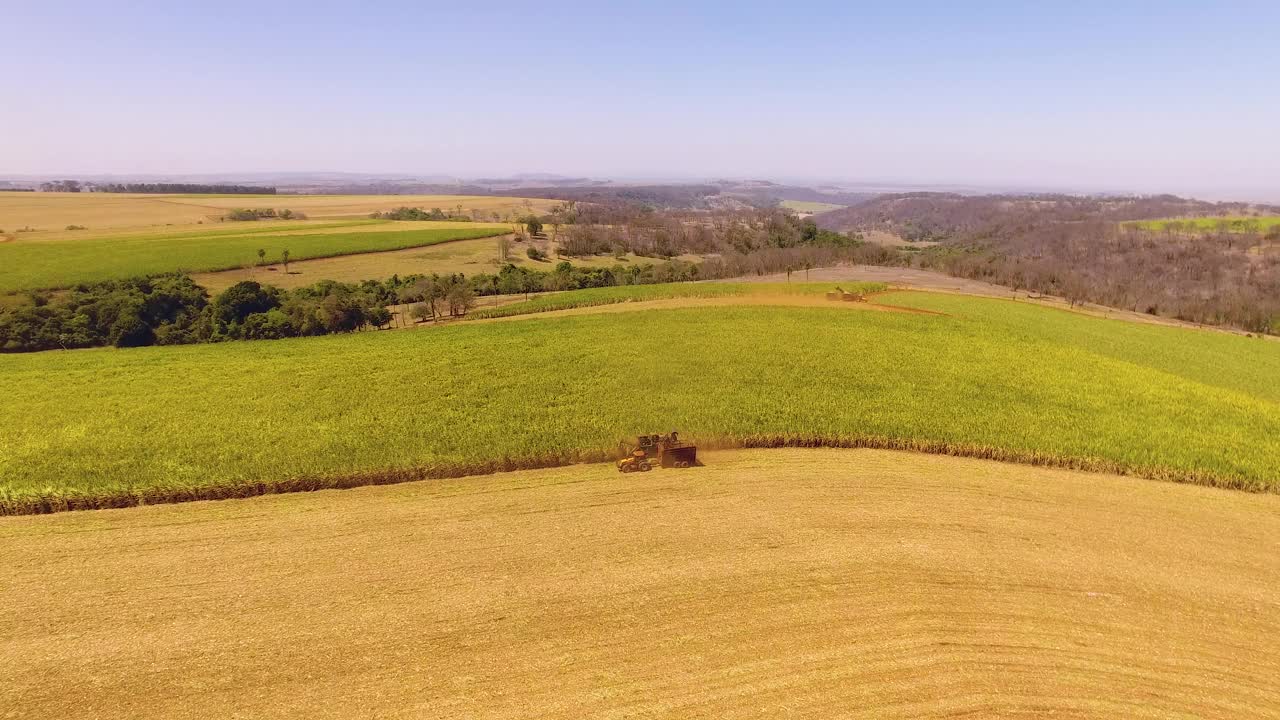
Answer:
[
  {"left": 2, "top": 287, "right": 1278, "bottom": 514},
  {"left": 0, "top": 223, "right": 508, "bottom": 292},
  {"left": 470, "top": 281, "right": 887, "bottom": 319}
]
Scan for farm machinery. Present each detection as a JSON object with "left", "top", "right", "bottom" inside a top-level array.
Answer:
[{"left": 617, "top": 432, "right": 698, "bottom": 473}]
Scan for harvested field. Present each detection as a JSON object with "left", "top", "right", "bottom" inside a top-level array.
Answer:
[
  {"left": 3, "top": 448, "right": 1278, "bottom": 719},
  {"left": 0, "top": 192, "right": 556, "bottom": 238}
]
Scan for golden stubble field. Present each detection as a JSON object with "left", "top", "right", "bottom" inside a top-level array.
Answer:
[
  {"left": 0, "top": 192, "right": 557, "bottom": 240},
  {"left": 3, "top": 448, "right": 1278, "bottom": 719}
]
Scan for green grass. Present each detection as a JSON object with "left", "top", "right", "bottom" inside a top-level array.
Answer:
[
  {"left": 0, "top": 222, "right": 508, "bottom": 292},
  {"left": 780, "top": 200, "right": 846, "bottom": 214},
  {"left": 470, "top": 282, "right": 885, "bottom": 319},
  {"left": 2, "top": 287, "right": 1278, "bottom": 514},
  {"left": 1131, "top": 216, "right": 1280, "bottom": 233}
]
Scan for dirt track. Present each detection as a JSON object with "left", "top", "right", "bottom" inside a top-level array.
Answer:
[
  {"left": 3, "top": 448, "right": 1279, "bottom": 719},
  {"left": 738, "top": 265, "right": 1012, "bottom": 296}
]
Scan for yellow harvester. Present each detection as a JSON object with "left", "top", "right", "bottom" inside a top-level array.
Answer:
[{"left": 617, "top": 432, "right": 698, "bottom": 473}]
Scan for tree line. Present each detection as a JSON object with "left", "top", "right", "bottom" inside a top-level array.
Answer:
[
  {"left": 544, "top": 202, "right": 865, "bottom": 258},
  {"left": 224, "top": 208, "right": 307, "bottom": 221},
  {"left": 368, "top": 206, "right": 474, "bottom": 221},
  {"left": 0, "top": 276, "right": 393, "bottom": 352},
  {"left": 35, "top": 181, "right": 277, "bottom": 194}
]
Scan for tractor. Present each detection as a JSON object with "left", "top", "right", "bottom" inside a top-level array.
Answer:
[{"left": 617, "top": 431, "right": 698, "bottom": 473}]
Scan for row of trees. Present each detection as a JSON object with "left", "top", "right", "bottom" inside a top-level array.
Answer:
[
  {"left": 224, "top": 208, "right": 306, "bottom": 221},
  {"left": 369, "top": 206, "right": 473, "bottom": 221},
  {"left": 38, "top": 180, "right": 86, "bottom": 192},
  {"left": 36, "top": 181, "right": 277, "bottom": 194},
  {"left": 0, "top": 276, "right": 395, "bottom": 352}
]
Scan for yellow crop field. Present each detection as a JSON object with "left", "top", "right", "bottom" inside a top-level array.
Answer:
[{"left": 3, "top": 448, "right": 1277, "bottom": 719}]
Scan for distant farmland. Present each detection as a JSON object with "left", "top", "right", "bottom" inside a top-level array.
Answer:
[
  {"left": 0, "top": 191, "right": 557, "bottom": 237},
  {"left": 0, "top": 222, "right": 509, "bottom": 292}
]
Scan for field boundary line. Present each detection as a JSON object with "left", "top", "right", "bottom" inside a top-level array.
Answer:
[{"left": 2, "top": 433, "right": 1270, "bottom": 516}]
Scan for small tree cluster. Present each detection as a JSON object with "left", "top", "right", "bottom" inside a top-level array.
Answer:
[
  {"left": 369, "top": 207, "right": 471, "bottom": 221},
  {"left": 224, "top": 208, "right": 306, "bottom": 221}
]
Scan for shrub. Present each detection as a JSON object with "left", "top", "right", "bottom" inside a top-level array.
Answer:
[
  {"left": 110, "top": 311, "right": 155, "bottom": 348},
  {"left": 409, "top": 303, "right": 432, "bottom": 322},
  {"left": 224, "top": 208, "right": 301, "bottom": 222}
]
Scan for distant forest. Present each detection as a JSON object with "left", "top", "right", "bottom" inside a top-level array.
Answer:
[{"left": 815, "top": 193, "right": 1280, "bottom": 333}]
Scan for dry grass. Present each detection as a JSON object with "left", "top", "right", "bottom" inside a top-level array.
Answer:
[
  {"left": 3, "top": 448, "right": 1278, "bottom": 719},
  {"left": 0, "top": 192, "right": 556, "bottom": 240}
]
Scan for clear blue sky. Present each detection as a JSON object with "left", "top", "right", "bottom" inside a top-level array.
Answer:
[{"left": 5, "top": 1, "right": 1278, "bottom": 199}]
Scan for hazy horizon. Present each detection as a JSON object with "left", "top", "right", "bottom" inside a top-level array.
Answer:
[{"left": 5, "top": 1, "right": 1278, "bottom": 201}]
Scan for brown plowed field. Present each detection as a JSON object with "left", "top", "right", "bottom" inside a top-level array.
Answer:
[{"left": 3, "top": 449, "right": 1279, "bottom": 719}]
